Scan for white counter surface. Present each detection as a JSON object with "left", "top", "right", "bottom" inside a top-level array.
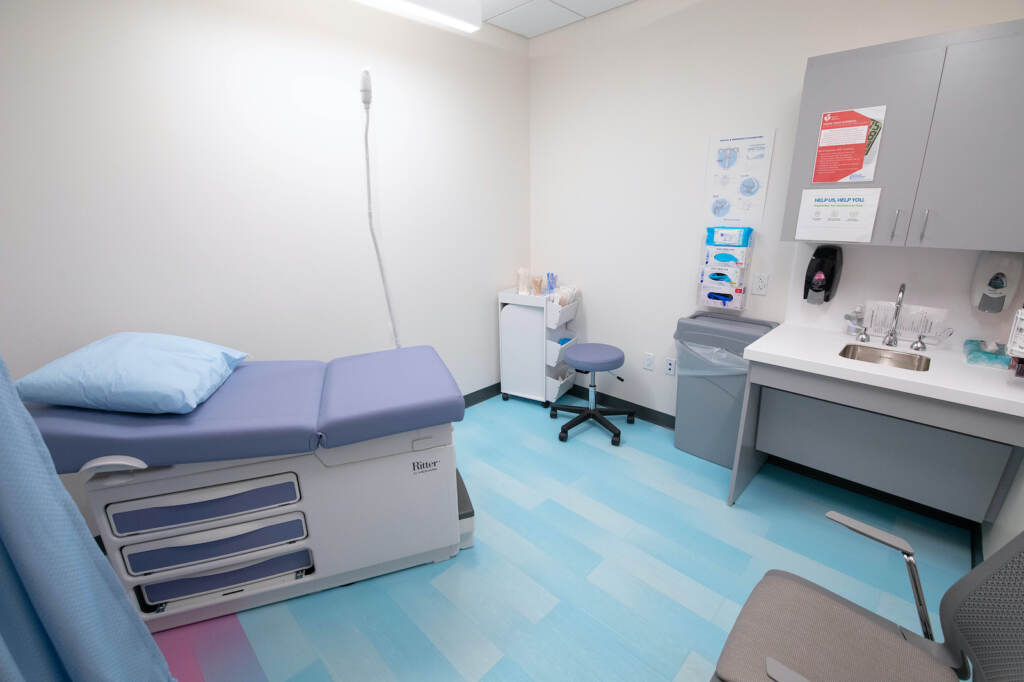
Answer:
[{"left": 744, "top": 323, "right": 1024, "bottom": 419}]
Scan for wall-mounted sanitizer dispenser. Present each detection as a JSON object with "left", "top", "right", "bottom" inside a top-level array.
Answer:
[
  {"left": 803, "top": 245, "right": 842, "bottom": 304},
  {"left": 972, "top": 252, "right": 1023, "bottom": 313}
]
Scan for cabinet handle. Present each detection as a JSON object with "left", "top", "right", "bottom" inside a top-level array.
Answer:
[
  {"left": 919, "top": 209, "right": 930, "bottom": 243},
  {"left": 890, "top": 209, "right": 902, "bottom": 241}
]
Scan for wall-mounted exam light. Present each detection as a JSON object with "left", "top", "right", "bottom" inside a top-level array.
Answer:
[{"left": 353, "top": 0, "right": 481, "bottom": 33}]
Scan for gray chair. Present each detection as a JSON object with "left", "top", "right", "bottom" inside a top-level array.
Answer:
[{"left": 713, "top": 511, "right": 1024, "bottom": 682}]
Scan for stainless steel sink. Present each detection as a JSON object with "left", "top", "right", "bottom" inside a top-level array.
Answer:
[{"left": 838, "top": 344, "right": 931, "bottom": 371}]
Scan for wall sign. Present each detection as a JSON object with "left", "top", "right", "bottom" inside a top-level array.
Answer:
[
  {"left": 704, "top": 130, "right": 775, "bottom": 225},
  {"left": 795, "top": 188, "right": 882, "bottom": 242},
  {"left": 812, "top": 106, "right": 885, "bottom": 183}
]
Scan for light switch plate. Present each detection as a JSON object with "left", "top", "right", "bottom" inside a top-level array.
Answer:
[{"left": 643, "top": 352, "right": 655, "bottom": 370}]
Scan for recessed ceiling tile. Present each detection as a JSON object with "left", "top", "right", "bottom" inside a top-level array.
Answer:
[
  {"left": 487, "top": 0, "right": 583, "bottom": 38},
  {"left": 552, "top": 0, "right": 634, "bottom": 17},
  {"left": 482, "top": 0, "right": 530, "bottom": 20}
]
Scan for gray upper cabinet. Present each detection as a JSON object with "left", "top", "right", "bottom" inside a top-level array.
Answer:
[
  {"left": 909, "top": 35, "right": 1024, "bottom": 251},
  {"left": 782, "top": 19, "right": 1024, "bottom": 251},
  {"left": 781, "top": 45, "right": 946, "bottom": 245}
]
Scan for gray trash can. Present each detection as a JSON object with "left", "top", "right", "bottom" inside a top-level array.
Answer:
[{"left": 674, "top": 312, "right": 777, "bottom": 467}]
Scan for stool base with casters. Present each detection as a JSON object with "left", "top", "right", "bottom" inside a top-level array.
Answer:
[{"left": 549, "top": 343, "right": 633, "bottom": 446}]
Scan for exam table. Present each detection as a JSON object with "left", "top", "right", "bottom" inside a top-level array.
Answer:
[{"left": 28, "top": 346, "right": 475, "bottom": 632}]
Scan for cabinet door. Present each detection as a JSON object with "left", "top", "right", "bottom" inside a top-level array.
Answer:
[
  {"left": 499, "top": 304, "right": 545, "bottom": 400},
  {"left": 909, "top": 35, "right": 1024, "bottom": 250},
  {"left": 782, "top": 46, "right": 946, "bottom": 244}
]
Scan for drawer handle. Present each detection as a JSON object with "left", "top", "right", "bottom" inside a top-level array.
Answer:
[
  {"left": 80, "top": 455, "right": 148, "bottom": 473},
  {"left": 889, "top": 209, "right": 902, "bottom": 241}
]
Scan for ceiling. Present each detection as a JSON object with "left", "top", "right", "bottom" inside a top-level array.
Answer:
[{"left": 483, "top": 0, "right": 635, "bottom": 38}]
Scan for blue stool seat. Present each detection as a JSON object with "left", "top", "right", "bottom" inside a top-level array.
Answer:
[
  {"left": 564, "top": 343, "right": 625, "bottom": 372},
  {"left": 551, "top": 342, "right": 633, "bottom": 446}
]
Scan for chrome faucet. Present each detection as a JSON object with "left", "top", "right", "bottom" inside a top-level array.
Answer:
[{"left": 883, "top": 283, "right": 906, "bottom": 347}]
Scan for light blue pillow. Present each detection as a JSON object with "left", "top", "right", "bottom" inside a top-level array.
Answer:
[{"left": 16, "top": 332, "right": 248, "bottom": 414}]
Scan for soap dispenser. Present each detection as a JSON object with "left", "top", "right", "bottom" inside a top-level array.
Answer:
[
  {"left": 803, "top": 245, "right": 843, "bottom": 305},
  {"left": 971, "top": 252, "right": 1023, "bottom": 313}
]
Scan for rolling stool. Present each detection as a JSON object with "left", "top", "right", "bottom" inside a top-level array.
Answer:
[{"left": 550, "top": 343, "right": 634, "bottom": 445}]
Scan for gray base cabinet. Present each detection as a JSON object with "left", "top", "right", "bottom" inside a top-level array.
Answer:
[
  {"left": 729, "top": 362, "right": 1024, "bottom": 525},
  {"left": 756, "top": 388, "right": 1012, "bottom": 521}
]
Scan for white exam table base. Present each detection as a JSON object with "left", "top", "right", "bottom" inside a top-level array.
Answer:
[{"left": 84, "top": 424, "right": 468, "bottom": 632}]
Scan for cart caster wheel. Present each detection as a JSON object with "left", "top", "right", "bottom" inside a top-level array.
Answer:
[
  {"left": 550, "top": 408, "right": 558, "bottom": 418},
  {"left": 611, "top": 434, "right": 620, "bottom": 446},
  {"left": 502, "top": 393, "right": 509, "bottom": 401},
  {"left": 542, "top": 401, "right": 550, "bottom": 408},
  {"left": 558, "top": 431, "right": 568, "bottom": 442},
  {"left": 627, "top": 414, "right": 635, "bottom": 424}
]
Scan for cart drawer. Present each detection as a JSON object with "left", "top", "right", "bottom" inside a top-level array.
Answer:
[
  {"left": 107, "top": 473, "right": 300, "bottom": 536},
  {"left": 140, "top": 549, "right": 313, "bottom": 605},
  {"left": 545, "top": 336, "right": 577, "bottom": 367},
  {"left": 122, "top": 513, "right": 307, "bottom": 575},
  {"left": 546, "top": 300, "right": 579, "bottom": 329},
  {"left": 546, "top": 370, "right": 576, "bottom": 402}
]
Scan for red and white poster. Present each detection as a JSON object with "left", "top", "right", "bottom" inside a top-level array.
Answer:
[{"left": 811, "top": 105, "right": 885, "bottom": 183}]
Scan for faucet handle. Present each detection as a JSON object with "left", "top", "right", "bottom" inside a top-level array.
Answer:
[{"left": 910, "top": 334, "right": 926, "bottom": 352}]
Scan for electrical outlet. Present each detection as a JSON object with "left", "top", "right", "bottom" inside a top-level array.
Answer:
[
  {"left": 665, "top": 357, "right": 675, "bottom": 375},
  {"left": 752, "top": 272, "right": 770, "bottom": 296},
  {"left": 643, "top": 352, "right": 655, "bottom": 371}
]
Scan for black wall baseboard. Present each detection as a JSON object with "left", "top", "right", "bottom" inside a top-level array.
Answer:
[
  {"left": 464, "top": 382, "right": 501, "bottom": 407},
  {"left": 465, "top": 383, "right": 675, "bottom": 430},
  {"left": 567, "top": 385, "right": 675, "bottom": 430}
]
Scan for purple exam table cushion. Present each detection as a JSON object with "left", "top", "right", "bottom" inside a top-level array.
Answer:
[
  {"left": 29, "top": 347, "right": 464, "bottom": 474},
  {"left": 318, "top": 346, "right": 465, "bottom": 449}
]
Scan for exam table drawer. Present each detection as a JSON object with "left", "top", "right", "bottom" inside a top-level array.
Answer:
[
  {"left": 122, "top": 512, "right": 308, "bottom": 576},
  {"left": 107, "top": 473, "right": 301, "bottom": 536},
  {"left": 140, "top": 549, "right": 313, "bottom": 605}
]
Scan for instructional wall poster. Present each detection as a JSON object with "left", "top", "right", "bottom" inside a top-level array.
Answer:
[
  {"left": 705, "top": 130, "right": 775, "bottom": 225},
  {"left": 811, "top": 106, "right": 885, "bottom": 183},
  {"left": 795, "top": 187, "right": 882, "bottom": 242}
]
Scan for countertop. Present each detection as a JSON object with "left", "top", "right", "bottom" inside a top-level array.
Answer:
[{"left": 744, "top": 323, "right": 1024, "bottom": 419}]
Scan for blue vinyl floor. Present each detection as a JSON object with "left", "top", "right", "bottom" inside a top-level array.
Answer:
[{"left": 180, "top": 394, "right": 972, "bottom": 682}]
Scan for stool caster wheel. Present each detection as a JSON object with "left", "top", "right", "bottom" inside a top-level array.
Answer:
[
  {"left": 542, "top": 401, "right": 550, "bottom": 408},
  {"left": 558, "top": 431, "right": 568, "bottom": 442},
  {"left": 611, "top": 434, "right": 620, "bottom": 446},
  {"left": 627, "top": 414, "right": 635, "bottom": 424},
  {"left": 502, "top": 393, "right": 509, "bottom": 401},
  {"left": 550, "top": 408, "right": 557, "bottom": 418}
]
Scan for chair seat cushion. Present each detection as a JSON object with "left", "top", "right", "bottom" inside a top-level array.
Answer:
[
  {"left": 716, "top": 570, "right": 957, "bottom": 682},
  {"left": 564, "top": 343, "right": 624, "bottom": 372}
]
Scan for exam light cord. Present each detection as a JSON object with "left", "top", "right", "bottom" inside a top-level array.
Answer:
[{"left": 362, "top": 78, "right": 400, "bottom": 349}]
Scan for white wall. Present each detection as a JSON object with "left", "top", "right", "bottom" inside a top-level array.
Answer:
[
  {"left": 0, "top": 0, "right": 530, "bottom": 394},
  {"left": 528, "top": 0, "right": 1024, "bottom": 416}
]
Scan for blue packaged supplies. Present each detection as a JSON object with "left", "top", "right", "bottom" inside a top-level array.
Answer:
[{"left": 705, "top": 227, "right": 753, "bottom": 247}]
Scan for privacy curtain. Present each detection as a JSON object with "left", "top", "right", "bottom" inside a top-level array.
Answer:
[{"left": 0, "top": 355, "right": 173, "bottom": 682}]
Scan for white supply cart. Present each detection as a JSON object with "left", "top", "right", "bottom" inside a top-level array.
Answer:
[{"left": 498, "top": 288, "right": 579, "bottom": 405}]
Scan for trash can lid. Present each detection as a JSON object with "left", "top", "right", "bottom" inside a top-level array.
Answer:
[{"left": 674, "top": 312, "right": 777, "bottom": 356}]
